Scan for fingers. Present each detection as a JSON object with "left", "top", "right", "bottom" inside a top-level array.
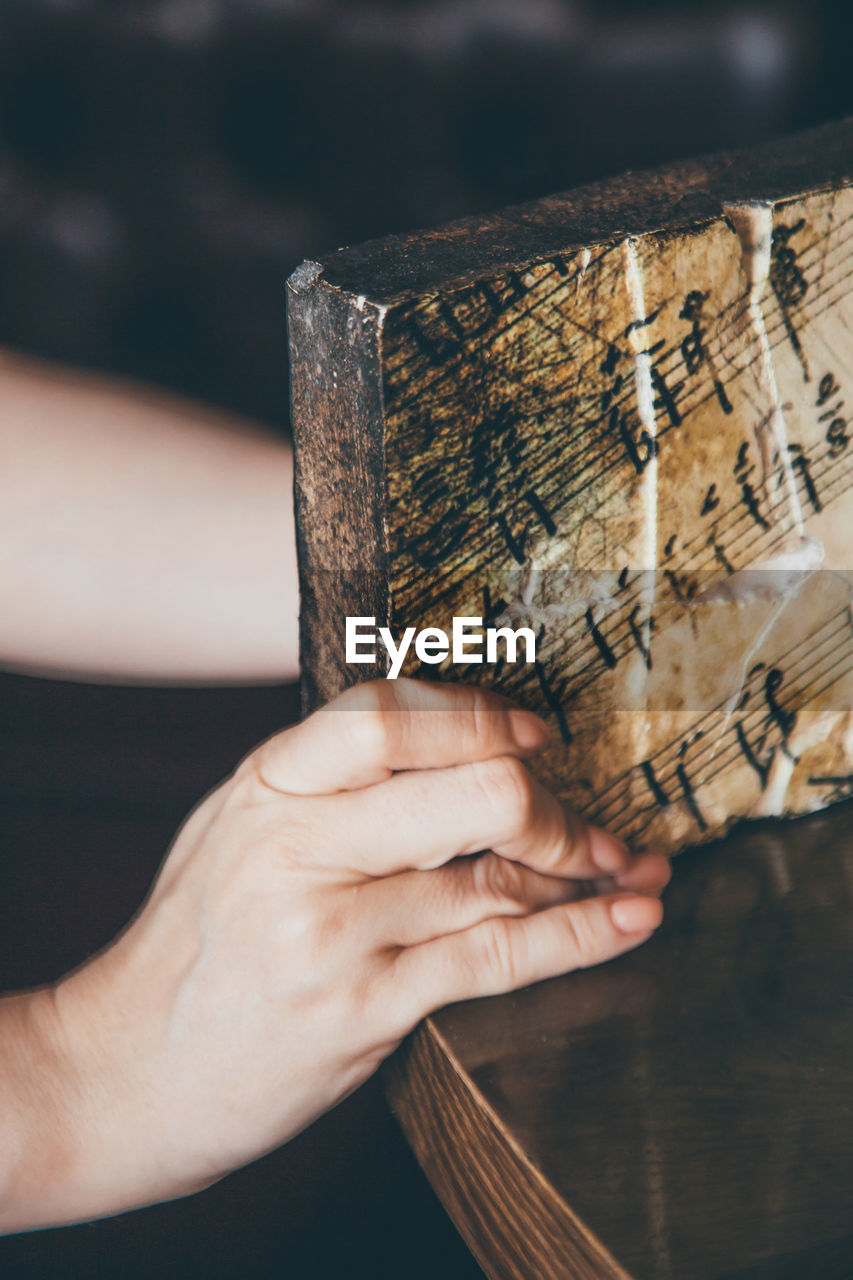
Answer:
[
  {"left": 372, "top": 851, "right": 670, "bottom": 948},
  {"left": 307, "top": 753, "right": 631, "bottom": 879},
  {"left": 250, "top": 679, "right": 549, "bottom": 796},
  {"left": 395, "top": 891, "right": 664, "bottom": 1020},
  {"left": 371, "top": 854, "right": 585, "bottom": 948},
  {"left": 596, "top": 851, "right": 671, "bottom": 898}
]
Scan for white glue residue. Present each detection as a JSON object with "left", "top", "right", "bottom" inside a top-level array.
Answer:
[
  {"left": 623, "top": 237, "right": 658, "bottom": 575},
  {"left": 723, "top": 200, "right": 806, "bottom": 540}
]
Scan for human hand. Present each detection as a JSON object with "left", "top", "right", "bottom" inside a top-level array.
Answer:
[{"left": 6, "top": 678, "right": 668, "bottom": 1230}]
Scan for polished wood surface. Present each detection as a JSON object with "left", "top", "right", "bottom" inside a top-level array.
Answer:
[{"left": 387, "top": 802, "right": 853, "bottom": 1278}]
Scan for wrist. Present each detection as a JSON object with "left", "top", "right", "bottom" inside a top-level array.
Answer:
[{"left": 0, "top": 986, "right": 84, "bottom": 1233}]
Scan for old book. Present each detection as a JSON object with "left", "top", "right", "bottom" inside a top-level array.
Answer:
[{"left": 288, "top": 118, "right": 853, "bottom": 857}]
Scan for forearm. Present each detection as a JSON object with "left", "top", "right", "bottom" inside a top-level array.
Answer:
[
  {"left": 0, "top": 349, "right": 298, "bottom": 684},
  {"left": 0, "top": 987, "right": 84, "bottom": 1233},
  {"left": 0, "top": 963, "right": 216, "bottom": 1234}
]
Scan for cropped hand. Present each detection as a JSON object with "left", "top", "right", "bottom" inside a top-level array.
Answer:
[{"left": 5, "top": 678, "right": 668, "bottom": 1230}]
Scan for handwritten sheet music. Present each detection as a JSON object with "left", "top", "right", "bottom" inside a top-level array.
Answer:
[{"left": 381, "top": 185, "right": 853, "bottom": 853}]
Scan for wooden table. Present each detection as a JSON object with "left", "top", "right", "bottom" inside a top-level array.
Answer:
[{"left": 386, "top": 802, "right": 853, "bottom": 1279}]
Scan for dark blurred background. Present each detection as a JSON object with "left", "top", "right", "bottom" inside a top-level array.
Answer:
[
  {"left": 1, "top": 2, "right": 852, "bottom": 1277},
  {"left": 0, "top": 0, "right": 851, "bottom": 430}
]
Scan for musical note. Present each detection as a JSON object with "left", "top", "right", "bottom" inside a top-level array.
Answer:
[{"left": 378, "top": 182, "right": 853, "bottom": 852}]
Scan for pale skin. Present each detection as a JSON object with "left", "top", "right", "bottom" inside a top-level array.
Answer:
[
  {"left": 0, "top": 348, "right": 299, "bottom": 684},
  {"left": 0, "top": 356, "right": 670, "bottom": 1233}
]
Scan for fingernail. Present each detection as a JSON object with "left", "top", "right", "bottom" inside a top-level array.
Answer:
[
  {"left": 508, "top": 709, "right": 550, "bottom": 751},
  {"left": 610, "top": 896, "right": 664, "bottom": 934},
  {"left": 590, "top": 827, "right": 631, "bottom": 874},
  {"left": 617, "top": 853, "right": 671, "bottom": 891}
]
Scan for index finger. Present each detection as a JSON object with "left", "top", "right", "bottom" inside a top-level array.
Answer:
[{"left": 251, "top": 678, "right": 550, "bottom": 795}]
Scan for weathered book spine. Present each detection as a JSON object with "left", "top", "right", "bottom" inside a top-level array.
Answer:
[{"left": 287, "top": 262, "right": 389, "bottom": 715}]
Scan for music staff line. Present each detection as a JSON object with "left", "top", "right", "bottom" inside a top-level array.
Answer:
[
  {"left": 386, "top": 196, "right": 853, "bottom": 471},
  {"left": 456, "top": 589, "right": 851, "bottom": 823},
  {"left": 492, "top": 207, "right": 851, "bottom": 449},
  {"left": 593, "top": 653, "right": 853, "bottom": 843},
  {"left": 385, "top": 200, "right": 852, "bottom": 533},
  {"left": 539, "top": 443, "right": 849, "bottom": 698},
  {"left": 583, "top": 606, "right": 853, "bottom": 833},
  {"left": 389, "top": 230, "right": 853, "bottom": 610},
  {"left": 535, "top": 561, "right": 851, "bottom": 753},
  {"left": 411, "top": 428, "right": 853, "bottom": 719},
  {"left": 572, "top": 601, "right": 849, "bottom": 812},
  {"left": 527, "top": 247, "right": 853, "bottom": 556},
  {"left": 386, "top": 221, "right": 850, "bottom": 554},
  {"left": 621, "top": 641, "right": 853, "bottom": 843},
  {"left": 384, "top": 244, "right": 620, "bottom": 406},
  {"left": 384, "top": 195, "right": 852, "bottom": 414},
  {"left": 391, "top": 252, "right": 853, "bottom": 631},
  {"left": 630, "top": 610, "right": 851, "bottom": 821}
]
